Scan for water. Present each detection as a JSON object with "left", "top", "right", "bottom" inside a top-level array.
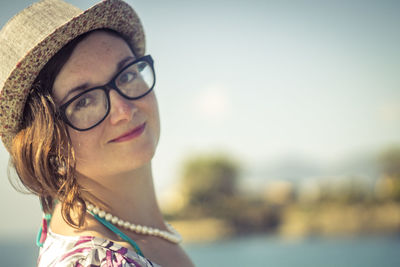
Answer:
[
  {"left": 1, "top": 235, "right": 399, "bottom": 266},
  {"left": 184, "top": 235, "right": 400, "bottom": 267},
  {"left": 0, "top": 236, "right": 39, "bottom": 267}
]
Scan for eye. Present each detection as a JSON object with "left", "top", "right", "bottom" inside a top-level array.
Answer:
[
  {"left": 118, "top": 71, "right": 138, "bottom": 85},
  {"left": 137, "top": 62, "right": 147, "bottom": 71},
  {"left": 74, "top": 96, "right": 93, "bottom": 110}
]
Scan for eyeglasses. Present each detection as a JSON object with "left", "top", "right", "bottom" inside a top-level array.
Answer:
[{"left": 58, "top": 55, "right": 155, "bottom": 131}]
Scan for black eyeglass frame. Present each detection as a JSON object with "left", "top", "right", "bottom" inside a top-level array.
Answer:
[{"left": 57, "top": 55, "right": 155, "bottom": 131}]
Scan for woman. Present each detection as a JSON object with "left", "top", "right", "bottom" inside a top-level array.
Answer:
[{"left": 0, "top": 0, "right": 194, "bottom": 266}]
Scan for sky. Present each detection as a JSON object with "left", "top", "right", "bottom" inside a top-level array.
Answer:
[{"left": 0, "top": 0, "right": 400, "bottom": 236}]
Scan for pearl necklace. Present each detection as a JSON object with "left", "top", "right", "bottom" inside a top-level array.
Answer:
[{"left": 85, "top": 202, "right": 182, "bottom": 244}]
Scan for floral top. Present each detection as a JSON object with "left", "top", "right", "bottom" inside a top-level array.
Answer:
[{"left": 37, "top": 229, "right": 161, "bottom": 267}]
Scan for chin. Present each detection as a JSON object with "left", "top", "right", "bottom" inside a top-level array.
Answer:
[{"left": 77, "top": 148, "right": 157, "bottom": 178}]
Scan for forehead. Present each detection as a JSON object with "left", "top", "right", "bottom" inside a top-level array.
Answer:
[
  {"left": 52, "top": 31, "right": 134, "bottom": 101},
  {"left": 67, "top": 31, "right": 132, "bottom": 64}
]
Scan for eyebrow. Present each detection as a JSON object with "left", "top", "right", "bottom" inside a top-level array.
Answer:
[{"left": 59, "top": 56, "right": 136, "bottom": 104}]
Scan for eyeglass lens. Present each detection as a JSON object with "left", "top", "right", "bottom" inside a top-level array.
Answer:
[{"left": 64, "top": 59, "right": 154, "bottom": 130}]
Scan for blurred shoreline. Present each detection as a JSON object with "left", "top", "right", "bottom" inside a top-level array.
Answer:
[
  {"left": 165, "top": 149, "right": 400, "bottom": 243},
  {"left": 171, "top": 202, "right": 400, "bottom": 243}
]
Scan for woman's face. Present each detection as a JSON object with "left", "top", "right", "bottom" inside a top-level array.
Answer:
[{"left": 52, "top": 31, "right": 160, "bottom": 178}]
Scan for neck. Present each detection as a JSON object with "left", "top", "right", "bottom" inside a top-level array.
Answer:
[{"left": 78, "top": 162, "right": 166, "bottom": 230}]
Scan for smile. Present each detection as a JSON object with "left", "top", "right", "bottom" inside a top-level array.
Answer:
[{"left": 110, "top": 122, "right": 146, "bottom": 143}]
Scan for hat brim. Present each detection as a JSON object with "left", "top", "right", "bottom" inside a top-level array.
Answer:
[{"left": 0, "top": 0, "right": 145, "bottom": 151}]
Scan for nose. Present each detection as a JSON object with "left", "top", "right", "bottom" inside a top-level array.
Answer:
[{"left": 108, "top": 89, "right": 137, "bottom": 125}]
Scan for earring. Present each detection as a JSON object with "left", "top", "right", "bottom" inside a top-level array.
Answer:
[
  {"left": 57, "top": 161, "right": 67, "bottom": 176},
  {"left": 49, "top": 156, "right": 67, "bottom": 176}
]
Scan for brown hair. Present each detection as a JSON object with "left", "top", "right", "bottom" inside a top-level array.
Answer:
[{"left": 10, "top": 29, "right": 132, "bottom": 227}]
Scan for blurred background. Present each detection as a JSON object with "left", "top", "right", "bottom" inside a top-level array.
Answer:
[{"left": 1, "top": 0, "right": 400, "bottom": 266}]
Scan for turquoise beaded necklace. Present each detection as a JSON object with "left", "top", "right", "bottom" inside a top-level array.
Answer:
[{"left": 88, "top": 210, "right": 143, "bottom": 256}]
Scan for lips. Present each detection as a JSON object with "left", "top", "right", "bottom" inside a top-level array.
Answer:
[{"left": 110, "top": 122, "right": 146, "bottom": 143}]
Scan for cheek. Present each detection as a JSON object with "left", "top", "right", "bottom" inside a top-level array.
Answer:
[
  {"left": 147, "top": 93, "right": 160, "bottom": 139},
  {"left": 68, "top": 128, "right": 100, "bottom": 159}
]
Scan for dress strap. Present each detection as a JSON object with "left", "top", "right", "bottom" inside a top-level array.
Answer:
[
  {"left": 36, "top": 213, "right": 52, "bottom": 247},
  {"left": 35, "top": 209, "right": 144, "bottom": 257},
  {"left": 88, "top": 211, "right": 144, "bottom": 257}
]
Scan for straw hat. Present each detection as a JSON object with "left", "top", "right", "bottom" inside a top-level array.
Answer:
[{"left": 0, "top": 0, "right": 145, "bottom": 151}]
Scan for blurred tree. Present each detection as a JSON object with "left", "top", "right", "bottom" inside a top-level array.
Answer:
[
  {"left": 379, "top": 147, "right": 400, "bottom": 176},
  {"left": 318, "top": 177, "right": 370, "bottom": 204},
  {"left": 377, "top": 147, "right": 400, "bottom": 201},
  {"left": 174, "top": 153, "right": 282, "bottom": 233},
  {"left": 179, "top": 153, "right": 240, "bottom": 216}
]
